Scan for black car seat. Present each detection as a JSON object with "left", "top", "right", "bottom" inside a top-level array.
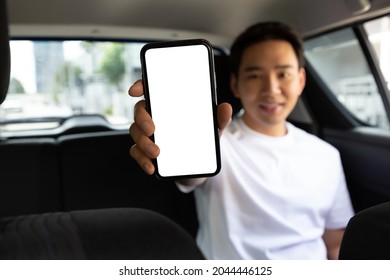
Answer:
[
  {"left": 339, "top": 201, "right": 390, "bottom": 260},
  {"left": 0, "top": 0, "right": 204, "bottom": 260},
  {"left": 0, "top": 207, "right": 204, "bottom": 259}
]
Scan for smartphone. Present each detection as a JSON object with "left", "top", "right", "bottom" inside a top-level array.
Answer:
[{"left": 140, "top": 39, "right": 221, "bottom": 180}]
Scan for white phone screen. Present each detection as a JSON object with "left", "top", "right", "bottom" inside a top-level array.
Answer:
[{"left": 141, "top": 39, "right": 220, "bottom": 179}]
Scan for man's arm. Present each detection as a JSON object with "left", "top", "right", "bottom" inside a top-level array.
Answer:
[{"left": 322, "top": 228, "right": 345, "bottom": 260}]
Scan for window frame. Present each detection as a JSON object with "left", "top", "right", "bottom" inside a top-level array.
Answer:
[{"left": 303, "top": 13, "right": 390, "bottom": 130}]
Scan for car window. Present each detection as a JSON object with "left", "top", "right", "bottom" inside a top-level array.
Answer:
[
  {"left": 1, "top": 40, "right": 146, "bottom": 132},
  {"left": 304, "top": 15, "right": 390, "bottom": 130},
  {"left": 364, "top": 15, "right": 390, "bottom": 91}
]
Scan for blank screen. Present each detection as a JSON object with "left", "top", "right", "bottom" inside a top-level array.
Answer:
[{"left": 144, "top": 43, "right": 219, "bottom": 178}]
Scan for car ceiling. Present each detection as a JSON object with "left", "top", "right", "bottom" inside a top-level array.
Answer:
[{"left": 5, "top": 0, "right": 390, "bottom": 48}]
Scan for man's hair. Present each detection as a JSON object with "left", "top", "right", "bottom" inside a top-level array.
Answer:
[{"left": 229, "top": 21, "right": 305, "bottom": 76}]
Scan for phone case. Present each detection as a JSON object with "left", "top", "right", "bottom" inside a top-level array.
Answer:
[{"left": 140, "top": 39, "right": 221, "bottom": 180}]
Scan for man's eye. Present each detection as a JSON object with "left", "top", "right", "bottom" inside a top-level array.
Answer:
[
  {"left": 247, "top": 73, "right": 260, "bottom": 79},
  {"left": 278, "top": 72, "right": 290, "bottom": 79}
]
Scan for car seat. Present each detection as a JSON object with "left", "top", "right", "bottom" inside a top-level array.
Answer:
[
  {"left": 0, "top": 0, "right": 204, "bottom": 260},
  {"left": 0, "top": 208, "right": 204, "bottom": 259},
  {"left": 339, "top": 201, "right": 390, "bottom": 260}
]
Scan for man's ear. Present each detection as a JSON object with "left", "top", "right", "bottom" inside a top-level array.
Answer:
[
  {"left": 230, "top": 73, "right": 240, "bottom": 98},
  {"left": 298, "top": 67, "right": 306, "bottom": 96}
]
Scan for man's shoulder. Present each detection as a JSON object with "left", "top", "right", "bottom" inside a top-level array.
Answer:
[{"left": 288, "top": 122, "right": 339, "bottom": 153}]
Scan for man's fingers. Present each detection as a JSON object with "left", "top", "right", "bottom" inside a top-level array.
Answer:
[
  {"left": 217, "top": 102, "right": 233, "bottom": 135},
  {"left": 133, "top": 100, "right": 155, "bottom": 136},
  {"left": 129, "top": 122, "right": 160, "bottom": 158},
  {"left": 129, "top": 144, "right": 156, "bottom": 175},
  {"left": 128, "top": 79, "right": 144, "bottom": 97}
]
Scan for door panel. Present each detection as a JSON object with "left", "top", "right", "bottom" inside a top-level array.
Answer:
[{"left": 324, "top": 127, "right": 390, "bottom": 212}]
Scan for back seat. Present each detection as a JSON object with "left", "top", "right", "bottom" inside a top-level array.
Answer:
[
  {"left": 0, "top": 138, "right": 62, "bottom": 218},
  {"left": 0, "top": 131, "right": 198, "bottom": 237},
  {"left": 57, "top": 130, "right": 198, "bottom": 237}
]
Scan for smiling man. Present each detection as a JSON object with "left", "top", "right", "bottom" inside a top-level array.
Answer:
[{"left": 129, "top": 21, "right": 355, "bottom": 260}]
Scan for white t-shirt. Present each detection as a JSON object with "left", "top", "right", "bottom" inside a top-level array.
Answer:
[{"left": 178, "top": 117, "right": 354, "bottom": 260}]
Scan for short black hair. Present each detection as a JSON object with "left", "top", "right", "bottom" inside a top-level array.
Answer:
[{"left": 229, "top": 21, "right": 305, "bottom": 76}]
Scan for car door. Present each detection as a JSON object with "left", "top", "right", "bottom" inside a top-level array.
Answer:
[{"left": 302, "top": 14, "right": 390, "bottom": 212}]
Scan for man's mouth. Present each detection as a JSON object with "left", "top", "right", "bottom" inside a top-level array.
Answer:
[{"left": 258, "top": 101, "right": 283, "bottom": 114}]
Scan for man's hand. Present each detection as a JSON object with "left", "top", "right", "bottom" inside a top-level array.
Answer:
[{"left": 128, "top": 79, "right": 232, "bottom": 176}]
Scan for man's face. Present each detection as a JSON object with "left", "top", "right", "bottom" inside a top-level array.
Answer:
[{"left": 230, "top": 40, "right": 306, "bottom": 136}]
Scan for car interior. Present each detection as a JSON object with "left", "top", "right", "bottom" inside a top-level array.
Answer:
[
  {"left": 0, "top": 0, "right": 205, "bottom": 260},
  {"left": 1, "top": 0, "right": 390, "bottom": 260}
]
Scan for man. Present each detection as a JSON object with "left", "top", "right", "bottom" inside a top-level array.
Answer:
[{"left": 129, "top": 21, "right": 354, "bottom": 260}]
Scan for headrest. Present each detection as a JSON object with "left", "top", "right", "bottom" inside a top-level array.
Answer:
[
  {"left": 0, "top": 0, "right": 10, "bottom": 105},
  {"left": 214, "top": 54, "right": 242, "bottom": 116}
]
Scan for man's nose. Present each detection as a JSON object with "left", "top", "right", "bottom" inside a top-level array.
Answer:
[{"left": 260, "top": 74, "right": 282, "bottom": 96}]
